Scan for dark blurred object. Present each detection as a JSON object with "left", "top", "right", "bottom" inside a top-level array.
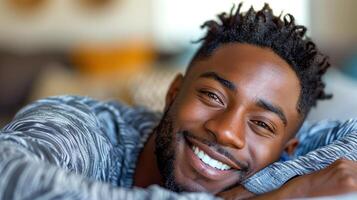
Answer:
[{"left": 0, "top": 50, "right": 70, "bottom": 126}]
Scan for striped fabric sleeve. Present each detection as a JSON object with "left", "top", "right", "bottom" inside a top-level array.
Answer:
[
  {"left": 0, "top": 96, "right": 219, "bottom": 200},
  {"left": 243, "top": 119, "right": 357, "bottom": 194},
  {"left": 0, "top": 141, "right": 214, "bottom": 200}
]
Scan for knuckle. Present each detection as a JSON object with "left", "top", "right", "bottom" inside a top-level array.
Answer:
[
  {"left": 334, "top": 166, "right": 346, "bottom": 174},
  {"left": 337, "top": 164, "right": 346, "bottom": 171},
  {"left": 339, "top": 176, "right": 357, "bottom": 188},
  {"left": 335, "top": 159, "right": 347, "bottom": 164},
  {"left": 336, "top": 159, "right": 346, "bottom": 163},
  {"left": 334, "top": 160, "right": 350, "bottom": 169}
]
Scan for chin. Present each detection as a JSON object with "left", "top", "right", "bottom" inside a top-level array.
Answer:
[
  {"left": 169, "top": 138, "right": 232, "bottom": 194},
  {"left": 172, "top": 170, "right": 209, "bottom": 193}
]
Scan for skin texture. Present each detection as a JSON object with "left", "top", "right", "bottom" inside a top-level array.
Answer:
[{"left": 134, "top": 43, "right": 303, "bottom": 194}]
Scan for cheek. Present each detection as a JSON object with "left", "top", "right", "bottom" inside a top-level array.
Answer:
[
  {"left": 248, "top": 136, "right": 284, "bottom": 171},
  {"left": 173, "top": 91, "right": 213, "bottom": 128}
]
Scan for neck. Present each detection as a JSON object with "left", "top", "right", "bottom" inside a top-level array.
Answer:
[{"left": 133, "top": 132, "right": 163, "bottom": 188}]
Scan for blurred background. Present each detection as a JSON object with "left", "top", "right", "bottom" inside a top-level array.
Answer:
[{"left": 0, "top": 0, "right": 356, "bottom": 126}]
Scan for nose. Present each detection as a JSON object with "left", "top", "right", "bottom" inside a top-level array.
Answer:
[{"left": 204, "top": 109, "right": 245, "bottom": 149}]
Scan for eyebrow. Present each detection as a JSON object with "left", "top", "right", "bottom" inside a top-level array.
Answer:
[
  {"left": 198, "top": 71, "right": 287, "bottom": 126},
  {"left": 256, "top": 99, "right": 287, "bottom": 126},
  {"left": 199, "top": 72, "right": 237, "bottom": 92}
]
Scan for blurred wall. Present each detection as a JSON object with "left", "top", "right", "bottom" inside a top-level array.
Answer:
[
  {"left": 153, "top": 0, "right": 308, "bottom": 52},
  {"left": 0, "top": 0, "right": 153, "bottom": 51},
  {"left": 310, "top": 0, "right": 357, "bottom": 47},
  {"left": 0, "top": 0, "right": 356, "bottom": 126},
  {"left": 309, "top": 0, "right": 357, "bottom": 67}
]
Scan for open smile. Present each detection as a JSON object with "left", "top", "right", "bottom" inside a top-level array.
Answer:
[
  {"left": 192, "top": 145, "right": 232, "bottom": 170},
  {"left": 184, "top": 135, "right": 241, "bottom": 181}
]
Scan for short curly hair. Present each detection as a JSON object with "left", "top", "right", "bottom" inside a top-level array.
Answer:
[{"left": 188, "top": 3, "right": 331, "bottom": 117}]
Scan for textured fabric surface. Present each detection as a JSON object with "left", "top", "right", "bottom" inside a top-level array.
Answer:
[
  {"left": 243, "top": 119, "right": 357, "bottom": 194},
  {"left": 0, "top": 96, "right": 217, "bottom": 200},
  {"left": 0, "top": 95, "right": 356, "bottom": 199}
]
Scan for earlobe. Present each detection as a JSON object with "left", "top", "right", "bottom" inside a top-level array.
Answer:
[
  {"left": 284, "top": 138, "right": 299, "bottom": 156},
  {"left": 164, "top": 74, "right": 184, "bottom": 111}
]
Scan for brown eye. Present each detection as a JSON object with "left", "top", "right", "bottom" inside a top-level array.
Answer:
[
  {"left": 251, "top": 120, "right": 274, "bottom": 133},
  {"left": 200, "top": 90, "right": 224, "bottom": 105}
]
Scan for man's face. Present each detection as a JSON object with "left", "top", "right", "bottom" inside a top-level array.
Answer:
[{"left": 154, "top": 43, "right": 302, "bottom": 194}]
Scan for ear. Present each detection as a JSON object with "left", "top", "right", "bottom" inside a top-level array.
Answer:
[
  {"left": 164, "top": 73, "right": 184, "bottom": 111},
  {"left": 284, "top": 138, "right": 299, "bottom": 156}
]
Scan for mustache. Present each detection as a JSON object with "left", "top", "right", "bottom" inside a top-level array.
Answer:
[{"left": 181, "top": 130, "right": 250, "bottom": 172}]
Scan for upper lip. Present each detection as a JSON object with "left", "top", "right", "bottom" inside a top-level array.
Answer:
[{"left": 185, "top": 136, "right": 242, "bottom": 170}]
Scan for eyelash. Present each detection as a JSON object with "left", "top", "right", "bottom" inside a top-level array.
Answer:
[
  {"left": 251, "top": 120, "right": 275, "bottom": 133},
  {"left": 200, "top": 90, "right": 224, "bottom": 105},
  {"left": 199, "top": 90, "right": 276, "bottom": 134}
]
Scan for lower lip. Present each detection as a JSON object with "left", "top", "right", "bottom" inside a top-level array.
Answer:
[{"left": 184, "top": 137, "right": 234, "bottom": 181}]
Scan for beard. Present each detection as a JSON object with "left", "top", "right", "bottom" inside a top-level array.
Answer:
[
  {"left": 153, "top": 107, "right": 187, "bottom": 192},
  {"left": 153, "top": 106, "right": 250, "bottom": 193}
]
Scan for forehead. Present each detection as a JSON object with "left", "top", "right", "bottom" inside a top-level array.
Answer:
[
  {"left": 190, "top": 43, "right": 295, "bottom": 78},
  {"left": 188, "top": 43, "right": 299, "bottom": 86},
  {"left": 186, "top": 43, "right": 302, "bottom": 130}
]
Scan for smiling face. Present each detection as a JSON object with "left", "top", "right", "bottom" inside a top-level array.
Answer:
[{"left": 154, "top": 43, "right": 302, "bottom": 194}]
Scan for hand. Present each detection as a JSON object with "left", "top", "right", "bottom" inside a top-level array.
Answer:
[
  {"left": 276, "top": 159, "right": 357, "bottom": 198},
  {"left": 217, "top": 159, "right": 357, "bottom": 200},
  {"left": 217, "top": 186, "right": 255, "bottom": 200}
]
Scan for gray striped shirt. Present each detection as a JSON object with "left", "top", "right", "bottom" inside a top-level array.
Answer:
[{"left": 0, "top": 95, "right": 356, "bottom": 199}]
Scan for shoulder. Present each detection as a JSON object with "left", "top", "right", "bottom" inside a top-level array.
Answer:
[
  {"left": 10, "top": 95, "right": 102, "bottom": 128},
  {"left": 6, "top": 95, "right": 161, "bottom": 144}
]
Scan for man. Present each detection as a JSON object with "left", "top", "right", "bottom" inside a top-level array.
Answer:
[{"left": 0, "top": 3, "right": 357, "bottom": 200}]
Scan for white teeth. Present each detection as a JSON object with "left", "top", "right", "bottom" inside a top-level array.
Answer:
[
  {"left": 204, "top": 154, "right": 211, "bottom": 164},
  {"left": 194, "top": 146, "right": 199, "bottom": 154},
  {"left": 217, "top": 162, "right": 223, "bottom": 170},
  {"left": 191, "top": 145, "right": 232, "bottom": 170},
  {"left": 211, "top": 159, "right": 218, "bottom": 167},
  {"left": 198, "top": 150, "right": 204, "bottom": 158}
]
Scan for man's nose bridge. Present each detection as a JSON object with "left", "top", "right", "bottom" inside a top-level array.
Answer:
[{"left": 214, "top": 108, "right": 245, "bottom": 148}]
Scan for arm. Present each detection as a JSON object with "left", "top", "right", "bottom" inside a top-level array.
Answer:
[
  {"left": 242, "top": 119, "right": 357, "bottom": 194},
  {"left": 0, "top": 141, "right": 216, "bottom": 200},
  {"left": 0, "top": 96, "right": 218, "bottom": 200},
  {"left": 251, "top": 159, "right": 357, "bottom": 200}
]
